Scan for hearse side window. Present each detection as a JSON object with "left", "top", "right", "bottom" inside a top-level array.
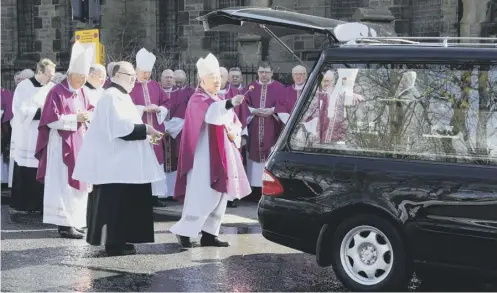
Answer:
[{"left": 289, "top": 63, "right": 497, "bottom": 166}]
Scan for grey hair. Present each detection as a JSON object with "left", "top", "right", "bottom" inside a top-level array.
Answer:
[
  {"left": 89, "top": 64, "right": 106, "bottom": 74},
  {"left": 107, "top": 62, "right": 116, "bottom": 76},
  {"left": 19, "top": 69, "right": 35, "bottom": 79},
  {"left": 36, "top": 59, "right": 56, "bottom": 74},
  {"left": 229, "top": 67, "right": 241, "bottom": 72}
]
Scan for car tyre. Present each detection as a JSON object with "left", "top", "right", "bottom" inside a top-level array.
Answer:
[{"left": 331, "top": 214, "right": 411, "bottom": 292}]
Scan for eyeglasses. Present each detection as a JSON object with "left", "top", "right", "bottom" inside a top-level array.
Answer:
[{"left": 118, "top": 72, "right": 137, "bottom": 79}]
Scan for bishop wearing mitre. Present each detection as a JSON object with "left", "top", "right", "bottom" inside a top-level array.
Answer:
[
  {"left": 73, "top": 61, "right": 165, "bottom": 256},
  {"left": 35, "top": 42, "right": 94, "bottom": 239},
  {"left": 169, "top": 53, "right": 251, "bottom": 248},
  {"left": 129, "top": 48, "right": 170, "bottom": 206}
]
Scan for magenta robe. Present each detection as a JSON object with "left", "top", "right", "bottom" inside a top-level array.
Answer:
[
  {"left": 174, "top": 88, "right": 230, "bottom": 203},
  {"left": 244, "top": 80, "right": 285, "bottom": 163},
  {"left": 164, "top": 86, "right": 194, "bottom": 172},
  {"left": 1, "top": 88, "right": 13, "bottom": 161},
  {"left": 129, "top": 80, "right": 170, "bottom": 165},
  {"left": 306, "top": 89, "right": 351, "bottom": 144},
  {"left": 305, "top": 90, "right": 332, "bottom": 144},
  {"left": 275, "top": 84, "right": 301, "bottom": 115},
  {"left": 35, "top": 79, "right": 94, "bottom": 191},
  {"left": 1, "top": 88, "right": 13, "bottom": 123},
  {"left": 103, "top": 78, "right": 112, "bottom": 89},
  {"left": 219, "top": 83, "right": 248, "bottom": 130}
]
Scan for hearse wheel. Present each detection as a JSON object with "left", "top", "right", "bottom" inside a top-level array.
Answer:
[{"left": 331, "top": 214, "right": 410, "bottom": 292}]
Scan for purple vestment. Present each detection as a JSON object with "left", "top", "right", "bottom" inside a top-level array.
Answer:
[
  {"left": 174, "top": 88, "right": 249, "bottom": 203},
  {"left": 163, "top": 86, "right": 194, "bottom": 172},
  {"left": 35, "top": 79, "right": 94, "bottom": 191},
  {"left": 219, "top": 83, "right": 249, "bottom": 129},
  {"left": 275, "top": 84, "right": 301, "bottom": 115},
  {"left": 1, "top": 88, "right": 13, "bottom": 161},
  {"left": 129, "top": 79, "right": 170, "bottom": 165},
  {"left": 103, "top": 78, "right": 112, "bottom": 89},
  {"left": 1, "top": 88, "right": 13, "bottom": 123},
  {"left": 244, "top": 80, "right": 285, "bottom": 163}
]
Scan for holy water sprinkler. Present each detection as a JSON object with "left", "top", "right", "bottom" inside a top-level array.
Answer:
[{"left": 243, "top": 85, "right": 255, "bottom": 96}]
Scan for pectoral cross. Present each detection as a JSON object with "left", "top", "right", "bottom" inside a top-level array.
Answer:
[{"left": 77, "top": 109, "right": 87, "bottom": 135}]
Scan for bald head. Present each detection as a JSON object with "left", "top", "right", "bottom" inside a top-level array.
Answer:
[
  {"left": 174, "top": 70, "right": 186, "bottom": 87},
  {"left": 321, "top": 70, "right": 336, "bottom": 91},
  {"left": 113, "top": 61, "right": 136, "bottom": 93},
  {"left": 161, "top": 69, "right": 175, "bottom": 89},
  {"left": 292, "top": 65, "right": 307, "bottom": 85},
  {"left": 292, "top": 65, "right": 306, "bottom": 74},
  {"left": 220, "top": 67, "right": 229, "bottom": 88}
]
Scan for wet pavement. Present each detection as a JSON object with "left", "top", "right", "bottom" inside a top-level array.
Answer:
[{"left": 1, "top": 203, "right": 495, "bottom": 292}]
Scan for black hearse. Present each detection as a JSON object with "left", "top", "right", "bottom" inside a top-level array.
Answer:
[{"left": 199, "top": 8, "right": 497, "bottom": 291}]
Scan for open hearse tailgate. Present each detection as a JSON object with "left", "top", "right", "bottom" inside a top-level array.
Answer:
[{"left": 197, "top": 7, "right": 396, "bottom": 43}]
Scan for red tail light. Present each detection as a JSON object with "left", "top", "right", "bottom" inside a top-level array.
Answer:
[{"left": 262, "top": 169, "right": 284, "bottom": 196}]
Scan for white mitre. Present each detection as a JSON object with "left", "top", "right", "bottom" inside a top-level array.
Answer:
[
  {"left": 136, "top": 48, "right": 156, "bottom": 72},
  {"left": 196, "top": 53, "right": 220, "bottom": 77},
  {"left": 68, "top": 41, "right": 94, "bottom": 75}
]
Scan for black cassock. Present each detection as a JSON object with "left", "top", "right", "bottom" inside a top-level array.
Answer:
[
  {"left": 86, "top": 123, "right": 155, "bottom": 246},
  {"left": 10, "top": 92, "right": 44, "bottom": 213}
]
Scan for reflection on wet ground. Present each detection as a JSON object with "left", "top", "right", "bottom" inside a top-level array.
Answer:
[
  {"left": 1, "top": 205, "right": 495, "bottom": 292},
  {"left": 220, "top": 225, "right": 262, "bottom": 235}
]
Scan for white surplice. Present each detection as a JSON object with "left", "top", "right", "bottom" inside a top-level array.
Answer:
[
  {"left": 83, "top": 85, "right": 104, "bottom": 109},
  {"left": 73, "top": 87, "right": 165, "bottom": 184},
  {"left": 12, "top": 78, "right": 55, "bottom": 168},
  {"left": 43, "top": 87, "right": 89, "bottom": 229},
  {"left": 169, "top": 99, "right": 250, "bottom": 238},
  {"left": 163, "top": 117, "right": 184, "bottom": 197}
]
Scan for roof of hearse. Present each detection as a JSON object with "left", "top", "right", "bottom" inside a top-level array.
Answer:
[{"left": 321, "top": 45, "right": 497, "bottom": 63}]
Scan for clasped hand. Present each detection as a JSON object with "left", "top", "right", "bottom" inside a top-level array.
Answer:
[
  {"left": 144, "top": 104, "right": 160, "bottom": 113},
  {"left": 77, "top": 112, "right": 89, "bottom": 122},
  {"left": 254, "top": 108, "right": 273, "bottom": 117}
]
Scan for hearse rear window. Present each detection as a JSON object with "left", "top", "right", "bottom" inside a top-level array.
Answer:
[{"left": 289, "top": 63, "right": 497, "bottom": 166}]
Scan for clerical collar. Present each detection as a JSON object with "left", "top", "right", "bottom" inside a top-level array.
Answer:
[
  {"left": 29, "top": 77, "right": 42, "bottom": 88},
  {"left": 108, "top": 82, "right": 127, "bottom": 94},
  {"left": 257, "top": 80, "right": 273, "bottom": 85},
  {"left": 294, "top": 84, "right": 304, "bottom": 90},
  {"left": 85, "top": 82, "right": 96, "bottom": 90}
]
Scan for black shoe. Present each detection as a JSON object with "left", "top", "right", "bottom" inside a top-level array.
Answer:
[
  {"left": 200, "top": 231, "right": 230, "bottom": 247},
  {"left": 105, "top": 243, "right": 136, "bottom": 256},
  {"left": 227, "top": 199, "right": 238, "bottom": 208},
  {"left": 153, "top": 197, "right": 168, "bottom": 207},
  {"left": 175, "top": 235, "right": 193, "bottom": 248},
  {"left": 75, "top": 227, "right": 86, "bottom": 234},
  {"left": 58, "top": 226, "right": 84, "bottom": 239}
]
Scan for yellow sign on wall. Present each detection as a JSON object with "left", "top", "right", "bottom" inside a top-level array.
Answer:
[{"left": 74, "top": 29, "right": 105, "bottom": 65}]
